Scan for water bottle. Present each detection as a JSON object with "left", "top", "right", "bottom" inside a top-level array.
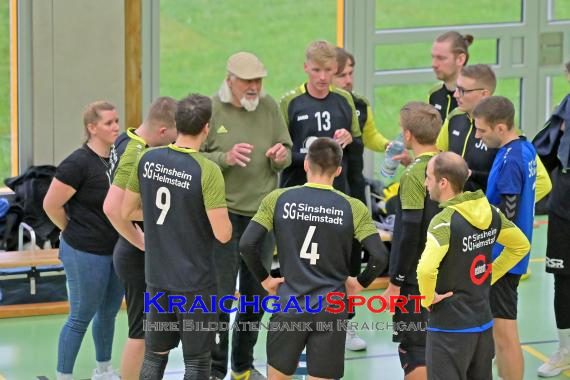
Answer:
[{"left": 380, "top": 133, "right": 405, "bottom": 178}]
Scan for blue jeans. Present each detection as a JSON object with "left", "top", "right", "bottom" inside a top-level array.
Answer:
[
  {"left": 211, "top": 212, "right": 274, "bottom": 377},
  {"left": 57, "top": 237, "right": 124, "bottom": 374}
]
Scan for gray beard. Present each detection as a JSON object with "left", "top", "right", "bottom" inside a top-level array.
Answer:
[{"left": 240, "top": 96, "right": 259, "bottom": 112}]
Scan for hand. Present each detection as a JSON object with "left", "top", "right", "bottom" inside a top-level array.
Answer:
[
  {"left": 345, "top": 276, "right": 364, "bottom": 297},
  {"left": 382, "top": 282, "right": 401, "bottom": 312},
  {"left": 388, "top": 142, "right": 412, "bottom": 167},
  {"left": 134, "top": 223, "right": 145, "bottom": 251},
  {"left": 261, "top": 276, "right": 285, "bottom": 295},
  {"left": 431, "top": 291, "right": 453, "bottom": 305},
  {"left": 225, "top": 143, "right": 253, "bottom": 167},
  {"left": 266, "top": 143, "right": 288, "bottom": 164},
  {"left": 334, "top": 129, "right": 353, "bottom": 148}
]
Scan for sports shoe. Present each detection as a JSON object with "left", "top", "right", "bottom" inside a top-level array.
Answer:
[
  {"left": 91, "top": 367, "right": 120, "bottom": 380},
  {"left": 231, "top": 367, "right": 267, "bottom": 380},
  {"left": 345, "top": 327, "right": 367, "bottom": 351},
  {"left": 538, "top": 347, "right": 570, "bottom": 377}
]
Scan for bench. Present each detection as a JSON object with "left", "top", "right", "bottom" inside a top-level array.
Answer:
[{"left": 0, "top": 248, "right": 67, "bottom": 318}]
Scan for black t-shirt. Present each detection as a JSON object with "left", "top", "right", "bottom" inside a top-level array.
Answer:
[{"left": 56, "top": 144, "right": 118, "bottom": 254}]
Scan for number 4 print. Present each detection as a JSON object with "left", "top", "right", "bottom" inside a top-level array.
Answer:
[{"left": 300, "top": 225, "right": 320, "bottom": 265}]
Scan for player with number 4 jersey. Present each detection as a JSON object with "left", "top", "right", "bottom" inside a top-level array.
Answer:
[
  {"left": 123, "top": 94, "right": 232, "bottom": 380},
  {"left": 240, "top": 138, "right": 389, "bottom": 379}
]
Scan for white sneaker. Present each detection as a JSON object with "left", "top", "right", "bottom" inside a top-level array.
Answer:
[
  {"left": 91, "top": 367, "right": 121, "bottom": 380},
  {"left": 345, "top": 327, "right": 367, "bottom": 351},
  {"left": 538, "top": 347, "right": 570, "bottom": 377}
]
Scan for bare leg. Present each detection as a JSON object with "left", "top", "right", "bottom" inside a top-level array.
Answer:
[
  {"left": 494, "top": 318, "right": 523, "bottom": 380},
  {"left": 268, "top": 365, "right": 293, "bottom": 380},
  {"left": 120, "top": 338, "right": 145, "bottom": 380}
]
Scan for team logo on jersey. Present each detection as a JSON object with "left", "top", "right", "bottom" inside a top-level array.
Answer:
[
  {"left": 546, "top": 257, "right": 565, "bottom": 269},
  {"left": 452, "top": 129, "right": 460, "bottom": 136},
  {"left": 297, "top": 114, "right": 309, "bottom": 121},
  {"left": 470, "top": 254, "right": 492, "bottom": 285},
  {"left": 475, "top": 139, "right": 488, "bottom": 151},
  {"left": 217, "top": 125, "right": 228, "bottom": 134},
  {"left": 434, "top": 104, "right": 442, "bottom": 110}
]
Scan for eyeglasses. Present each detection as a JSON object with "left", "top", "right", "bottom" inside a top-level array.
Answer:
[{"left": 455, "top": 86, "right": 485, "bottom": 97}]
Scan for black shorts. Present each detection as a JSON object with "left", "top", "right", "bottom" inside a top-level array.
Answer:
[
  {"left": 426, "top": 328, "right": 494, "bottom": 380},
  {"left": 113, "top": 237, "right": 146, "bottom": 339},
  {"left": 546, "top": 213, "right": 570, "bottom": 275},
  {"left": 393, "top": 283, "right": 428, "bottom": 373},
  {"left": 145, "top": 285, "right": 218, "bottom": 356},
  {"left": 490, "top": 273, "right": 521, "bottom": 320},
  {"left": 267, "top": 309, "right": 348, "bottom": 379}
]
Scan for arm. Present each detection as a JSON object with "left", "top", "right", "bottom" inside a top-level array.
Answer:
[
  {"left": 361, "top": 106, "right": 389, "bottom": 152},
  {"left": 239, "top": 221, "right": 270, "bottom": 282},
  {"left": 356, "top": 234, "right": 389, "bottom": 287},
  {"left": 268, "top": 106, "right": 293, "bottom": 171},
  {"left": 104, "top": 185, "right": 144, "bottom": 250},
  {"left": 43, "top": 178, "right": 76, "bottom": 231},
  {"left": 436, "top": 118, "right": 450, "bottom": 151},
  {"left": 417, "top": 231, "right": 450, "bottom": 308},
  {"left": 497, "top": 194, "right": 520, "bottom": 222},
  {"left": 535, "top": 156, "right": 552, "bottom": 203},
  {"left": 390, "top": 209, "right": 423, "bottom": 286},
  {"left": 207, "top": 208, "right": 232, "bottom": 243},
  {"left": 491, "top": 210, "right": 531, "bottom": 284},
  {"left": 122, "top": 189, "right": 143, "bottom": 222},
  {"left": 202, "top": 160, "right": 231, "bottom": 243}
]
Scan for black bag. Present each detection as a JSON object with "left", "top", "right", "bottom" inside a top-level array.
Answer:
[{"left": 2, "top": 165, "right": 60, "bottom": 250}]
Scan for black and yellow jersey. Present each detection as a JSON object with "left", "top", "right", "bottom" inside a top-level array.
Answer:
[
  {"left": 252, "top": 183, "right": 379, "bottom": 310},
  {"left": 389, "top": 152, "right": 440, "bottom": 286},
  {"left": 417, "top": 190, "right": 530, "bottom": 331},
  {"left": 436, "top": 109, "right": 498, "bottom": 191},
  {"left": 112, "top": 128, "right": 147, "bottom": 189},
  {"left": 279, "top": 84, "right": 360, "bottom": 192},
  {"left": 127, "top": 144, "right": 226, "bottom": 292},
  {"left": 351, "top": 92, "right": 389, "bottom": 152},
  {"left": 428, "top": 83, "right": 458, "bottom": 122}
]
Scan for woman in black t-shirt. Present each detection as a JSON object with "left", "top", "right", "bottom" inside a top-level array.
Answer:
[{"left": 44, "top": 101, "right": 123, "bottom": 380}]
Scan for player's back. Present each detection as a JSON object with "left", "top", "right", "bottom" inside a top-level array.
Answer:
[
  {"left": 137, "top": 145, "right": 221, "bottom": 292},
  {"left": 271, "top": 184, "right": 366, "bottom": 309}
]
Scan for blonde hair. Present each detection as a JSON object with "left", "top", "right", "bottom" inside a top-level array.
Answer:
[
  {"left": 460, "top": 64, "right": 497, "bottom": 94},
  {"left": 400, "top": 102, "right": 442, "bottom": 145},
  {"left": 306, "top": 40, "right": 337, "bottom": 65},
  {"left": 82, "top": 101, "right": 116, "bottom": 141}
]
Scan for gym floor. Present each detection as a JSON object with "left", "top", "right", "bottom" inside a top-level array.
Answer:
[{"left": 0, "top": 216, "right": 567, "bottom": 379}]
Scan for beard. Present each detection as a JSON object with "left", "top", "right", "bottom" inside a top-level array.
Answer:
[{"left": 240, "top": 95, "right": 260, "bottom": 112}]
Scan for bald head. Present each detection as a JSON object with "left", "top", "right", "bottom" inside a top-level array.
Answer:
[{"left": 431, "top": 152, "right": 469, "bottom": 194}]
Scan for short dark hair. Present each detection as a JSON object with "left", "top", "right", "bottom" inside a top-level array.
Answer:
[
  {"left": 400, "top": 102, "right": 442, "bottom": 144},
  {"left": 146, "top": 96, "right": 177, "bottom": 129},
  {"left": 307, "top": 137, "right": 343, "bottom": 176},
  {"left": 335, "top": 47, "right": 355, "bottom": 75},
  {"left": 175, "top": 94, "right": 212, "bottom": 136},
  {"left": 460, "top": 64, "right": 497, "bottom": 94},
  {"left": 432, "top": 152, "right": 469, "bottom": 194},
  {"left": 472, "top": 96, "right": 515, "bottom": 130}
]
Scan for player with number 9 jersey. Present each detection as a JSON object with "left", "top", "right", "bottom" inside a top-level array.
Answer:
[{"left": 127, "top": 144, "right": 227, "bottom": 292}]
